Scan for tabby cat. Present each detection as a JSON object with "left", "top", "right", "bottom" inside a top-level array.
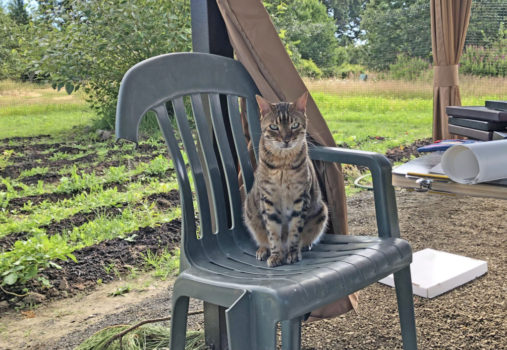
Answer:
[{"left": 243, "top": 92, "right": 328, "bottom": 267}]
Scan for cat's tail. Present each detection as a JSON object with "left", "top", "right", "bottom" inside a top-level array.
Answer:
[{"left": 301, "top": 202, "right": 328, "bottom": 248}]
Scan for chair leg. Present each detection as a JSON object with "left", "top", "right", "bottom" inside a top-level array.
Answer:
[
  {"left": 394, "top": 266, "right": 418, "bottom": 350},
  {"left": 255, "top": 317, "right": 278, "bottom": 350},
  {"left": 225, "top": 291, "right": 253, "bottom": 350},
  {"left": 170, "top": 295, "right": 190, "bottom": 350},
  {"left": 281, "top": 317, "right": 302, "bottom": 350}
]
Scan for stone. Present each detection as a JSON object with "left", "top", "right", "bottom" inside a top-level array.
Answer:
[{"left": 23, "top": 292, "right": 46, "bottom": 305}]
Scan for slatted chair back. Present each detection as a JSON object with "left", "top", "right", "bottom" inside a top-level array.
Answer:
[{"left": 116, "top": 53, "right": 261, "bottom": 268}]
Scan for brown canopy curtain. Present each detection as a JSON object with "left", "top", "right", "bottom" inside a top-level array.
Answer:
[
  {"left": 431, "top": 0, "right": 472, "bottom": 140},
  {"left": 215, "top": 0, "right": 357, "bottom": 318}
]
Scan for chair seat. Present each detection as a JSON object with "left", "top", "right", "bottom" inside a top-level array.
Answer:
[{"left": 177, "top": 233, "right": 412, "bottom": 320}]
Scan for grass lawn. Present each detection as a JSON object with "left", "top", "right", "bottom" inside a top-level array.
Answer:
[
  {"left": 0, "top": 80, "right": 95, "bottom": 138},
  {"left": 306, "top": 76, "right": 507, "bottom": 153}
]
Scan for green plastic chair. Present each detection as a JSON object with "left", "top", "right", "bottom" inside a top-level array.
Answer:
[{"left": 116, "top": 52, "right": 417, "bottom": 350}]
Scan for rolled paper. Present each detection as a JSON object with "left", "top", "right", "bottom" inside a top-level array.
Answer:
[{"left": 441, "top": 140, "right": 507, "bottom": 184}]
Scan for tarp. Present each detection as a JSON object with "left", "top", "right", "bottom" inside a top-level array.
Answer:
[
  {"left": 431, "top": 0, "right": 472, "bottom": 140},
  {"left": 215, "top": 0, "right": 357, "bottom": 316}
]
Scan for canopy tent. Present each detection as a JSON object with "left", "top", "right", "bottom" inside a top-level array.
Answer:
[{"left": 431, "top": 0, "right": 472, "bottom": 140}]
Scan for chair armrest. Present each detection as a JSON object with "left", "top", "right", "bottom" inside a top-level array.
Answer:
[{"left": 309, "top": 146, "right": 400, "bottom": 238}]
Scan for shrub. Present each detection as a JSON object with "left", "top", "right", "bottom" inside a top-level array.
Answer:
[
  {"left": 344, "top": 44, "right": 367, "bottom": 66},
  {"left": 332, "top": 63, "right": 366, "bottom": 79},
  {"left": 0, "top": 9, "right": 19, "bottom": 80},
  {"left": 460, "top": 46, "right": 506, "bottom": 77},
  {"left": 37, "top": 0, "right": 191, "bottom": 130},
  {"left": 389, "top": 54, "right": 431, "bottom": 81},
  {"left": 334, "top": 46, "right": 349, "bottom": 67},
  {"left": 297, "top": 59, "right": 323, "bottom": 78},
  {"left": 460, "top": 25, "right": 506, "bottom": 77}
]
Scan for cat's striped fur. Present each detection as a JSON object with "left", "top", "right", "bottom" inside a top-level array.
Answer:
[{"left": 244, "top": 92, "right": 328, "bottom": 267}]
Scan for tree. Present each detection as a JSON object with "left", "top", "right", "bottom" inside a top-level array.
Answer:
[
  {"left": 0, "top": 5, "right": 35, "bottom": 80},
  {"left": 264, "top": 0, "right": 340, "bottom": 74},
  {"left": 34, "top": 0, "right": 72, "bottom": 27},
  {"left": 7, "top": 0, "right": 29, "bottom": 25},
  {"left": 37, "top": 0, "right": 191, "bottom": 129},
  {"left": 321, "top": 0, "right": 365, "bottom": 45},
  {"left": 360, "top": 0, "right": 431, "bottom": 70},
  {"left": 466, "top": 0, "right": 507, "bottom": 48},
  {"left": 0, "top": 9, "right": 15, "bottom": 79}
]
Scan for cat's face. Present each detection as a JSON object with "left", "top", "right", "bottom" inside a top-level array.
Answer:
[{"left": 256, "top": 92, "right": 308, "bottom": 150}]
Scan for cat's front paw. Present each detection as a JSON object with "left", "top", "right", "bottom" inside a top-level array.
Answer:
[
  {"left": 267, "top": 253, "right": 284, "bottom": 267},
  {"left": 286, "top": 249, "right": 301, "bottom": 264},
  {"left": 256, "top": 247, "right": 269, "bottom": 261}
]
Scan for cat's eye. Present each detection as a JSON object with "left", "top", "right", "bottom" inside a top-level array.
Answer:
[
  {"left": 269, "top": 124, "right": 279, "bottom": 130},
  {"left": 291, "top": 122, "right": 300, "bottom": 129}
]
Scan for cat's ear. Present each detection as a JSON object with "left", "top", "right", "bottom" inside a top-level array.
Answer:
[
  {"left": 255, "top": 95, "right": 272, "bottom": 118},
  {"left": 294, "top": 91, "right": 309, "bottom": 113}
]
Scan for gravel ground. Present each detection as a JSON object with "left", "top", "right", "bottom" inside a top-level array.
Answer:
[{"left": 301, "top": 190, "right": 506, "bottom": 350}]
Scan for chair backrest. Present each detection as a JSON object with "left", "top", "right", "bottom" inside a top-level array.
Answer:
[{"left": 116, "top": 53, "right": 261, "bottom": 269}]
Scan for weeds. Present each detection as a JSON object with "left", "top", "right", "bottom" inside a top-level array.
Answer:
[
  {"left": 18, "top": 167, "right": 50, "bottom": 179},
  {"left": 143, "top": 248, "right": 180, "bottom": 280},
  {"left": 109, "top": 285, "right": 131, "bottom": 297},
  {"left": 1, "top": 232, "right": 76, "bottom": 286},
  {"left": 0, "top": 150, "right": 15, "bottom": 169},
  {"left": 0, "top": 180, "right": 178, "bottom": 238}
]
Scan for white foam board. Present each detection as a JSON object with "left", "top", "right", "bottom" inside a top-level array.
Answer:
[{"left": 379, "top": 248, "right": 488, "bottom": 298}]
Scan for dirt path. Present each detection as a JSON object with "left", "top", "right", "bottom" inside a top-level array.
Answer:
[
  {"left": 1, "top": 190, "right": 505, "bottom": 349},
  {"left": 0, "top": 274, "right": 204, "bottom": 350}
]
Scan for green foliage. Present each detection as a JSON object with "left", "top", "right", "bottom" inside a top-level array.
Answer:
[
  {"left": 321, "top": 0, "right": 364, "bottom": 44},
  {"left": 0, "top": 180, "right": 178, "bottom": 238},
  {"left": 333, "top": 63, "right": 366, "bottom": 79},
  {"left": 0, "top": 5, "right": 47, "bottom": 81},
  {"left": 37, "top": 0, "right": 191, "bottom": 129},
  {"left": 298, "top": 59, "right": 323, "bottom": 78},
  {"left": 109, "top": 285, "right": 131, "bottom": 296},
  {"left": 18, "top": 166, "right": 50, "bottom": 179},
  {"left": 264, "top": 0, "right": 339, "bottom": 75},
  {"left": 56, "top": 165, "right": 101, "bottom": 194},
  {"left": 144, "top": 155, "right": 170, "bottom": 177},
  {"left": 389, "top": 54, "right": 431, "bottom": 81},
  {"left": 7, "top": 0, "right": 29, "bottom": 25},
  {"left": 1, "top": 204, "right": 181, "bottom": 288},
  {"left": 1, "top": 232, "right": 76, "bottom": 286},
  {"left": 143, "top": 248, "right": 180, "bottom": 280},
  {"left": 460, "top": 26, "right": 506, "bottom": 77},
  {"left": 0, "top": 150, "right": 15, "bottom": 169},
  {"left": 466, "top": 0, "right": 507, "bottom": 48},
  {"left": 0, "top": 9, "right": 17, "bottom": 79},
  {"left": 361, "top": 0, "right": 431, "bottom": 70}
]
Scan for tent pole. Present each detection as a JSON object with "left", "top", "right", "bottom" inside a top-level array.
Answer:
[
  {"left": 191, "top": 2, "right": 232, "bottom": 349},
  {"left": 191, "top": 0, "right": 233, "bottom": 57}
]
